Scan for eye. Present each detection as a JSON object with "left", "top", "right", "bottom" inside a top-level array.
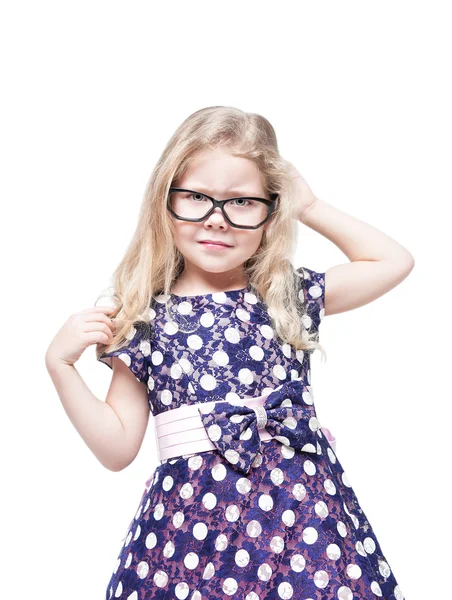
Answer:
[
  {"left": 190, "top": 192, "right": 208, "bottom": 202},
  {"left": 230, "top": 198, "right": 253, "bottom": 207}
]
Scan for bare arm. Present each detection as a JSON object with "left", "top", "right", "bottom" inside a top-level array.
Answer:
[
  {"left": 300, "top": 196, "right": 415, "bottom": 316},
  {"left": 46, "top": 353, "right": 150, "bottom": 472}
]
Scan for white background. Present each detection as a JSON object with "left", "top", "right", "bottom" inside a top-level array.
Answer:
[{"left": 2, "top": 1, "right": 450, "bottom": 598}]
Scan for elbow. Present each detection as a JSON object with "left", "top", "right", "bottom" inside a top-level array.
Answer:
[{"left": 101, "top": 457, "right": 129, "bottom": 472}]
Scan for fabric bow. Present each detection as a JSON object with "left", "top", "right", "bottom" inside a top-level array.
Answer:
[{"left": 197, "top": 379, "right": 320, "bottom": 474}]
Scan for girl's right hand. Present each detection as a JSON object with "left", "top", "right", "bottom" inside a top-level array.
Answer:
[{"left": 45, "top": 306, "right": 117, "bottom": 370}]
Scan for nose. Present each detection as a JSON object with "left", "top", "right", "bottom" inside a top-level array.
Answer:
[{"left": 204, "top": 206, "right": 228, "bottom": 226}]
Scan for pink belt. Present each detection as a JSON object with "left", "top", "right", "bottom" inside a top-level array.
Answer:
[{"left": 152, "top": 381, "right": 337, "bottom": 474}]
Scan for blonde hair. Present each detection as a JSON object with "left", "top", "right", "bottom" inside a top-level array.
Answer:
[{"left": 95, "top": 106, "right": 326, "bottom": 362}]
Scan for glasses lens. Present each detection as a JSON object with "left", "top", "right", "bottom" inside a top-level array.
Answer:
[{"left": 169, "top": 191, "right": 269, "bottom": 227}]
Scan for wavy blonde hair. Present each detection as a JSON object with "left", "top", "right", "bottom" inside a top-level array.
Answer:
[{"left": 95, "top": 106, "right": 326, "bottom": 362}]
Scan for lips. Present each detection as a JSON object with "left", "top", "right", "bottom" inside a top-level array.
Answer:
[{"left": 199, "top": 241, "right": 232, "bottom": 247}]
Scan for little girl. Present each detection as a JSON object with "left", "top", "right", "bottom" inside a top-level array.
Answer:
[{"left": 45, "top": 106, "right": 412, "bottom": 600}]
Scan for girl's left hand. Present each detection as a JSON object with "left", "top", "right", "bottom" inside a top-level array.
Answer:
[{"left": 283, "top": 159, "right": 318, "bottom": 222}]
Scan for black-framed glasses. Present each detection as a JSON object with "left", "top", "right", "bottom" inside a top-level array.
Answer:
[{"left": 167, "top": 188, "right": 278, "bottom": 230}]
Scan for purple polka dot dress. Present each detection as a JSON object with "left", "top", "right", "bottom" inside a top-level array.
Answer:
[{"left": 98, "top": 266, "right": 405, "bottom": 600}]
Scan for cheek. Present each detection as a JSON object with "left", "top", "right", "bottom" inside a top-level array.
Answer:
[{"left": 237, "top": 232, "right": 264, "bottom": 254}]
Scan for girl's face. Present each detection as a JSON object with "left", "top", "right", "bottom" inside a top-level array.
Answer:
[{"left": 170, "top": 147, "right": 271, "bottom": 286}]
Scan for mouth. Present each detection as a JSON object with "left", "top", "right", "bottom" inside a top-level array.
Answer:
[{"left": 198, "top": 241, "right": 233, "bottom": 249}]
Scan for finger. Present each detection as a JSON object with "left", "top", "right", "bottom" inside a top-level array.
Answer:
[
  {"left": 78, "top": 305, "right": 118, "bottom": 315},
  {"left": 85, "top": 312, "right": 117, "bottom": 331}
]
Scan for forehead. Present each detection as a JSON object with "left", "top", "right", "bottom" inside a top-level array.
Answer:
[{"left": 179, "top": 149, "right": 266, "bottom": 196}]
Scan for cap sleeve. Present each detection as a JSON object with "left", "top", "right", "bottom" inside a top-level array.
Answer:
[
  {"left": 295, "top": 266, "right": 326, "bottom": 339},
  {"left": 97, "top": 322, "right": 150, "bottom": 384}
]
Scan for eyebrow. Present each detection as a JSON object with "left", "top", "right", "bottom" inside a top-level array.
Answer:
[{"left": 183, "top": 185, "right": 259, "bottom": 197}]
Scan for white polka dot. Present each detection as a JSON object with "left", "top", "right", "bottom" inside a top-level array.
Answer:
[
  {"left": 238, "top": 368, "right": 254, "bottom": 385},
  {"left": 200, "top": 311, "right": 215, "bottom": 327},
  {"left": 356, "top": 540, "right": 367, "bottom": 556},
  {"left": 178, "top": 357, "right": 193, "bottom": 374},
  {"left": 154, "top": 570, "right": 168, "bottom": 587},
  {"left": 273, "top": 364, "right": 287, "bottom": 380},
  {"left": 314, "top": 570, "right": 329, "bottom": 588},
  {"left": 258, "top": 494, "right": 274, "bottom": 511},
  {"left": 249, "top": 345, "right": 265, "bottom": 360},
  {"left": 258, "top": 563, "right": 273, "bottom": 581},
  {"left": 202, "top": 492, "right": 217, "bottom": 509},
  {"left": 270, "top": 536, "right": 285, "bottom": 553},
  {"left": 145, "top": 532, "right": 157, "bottom": 549},
  {"left": 161, "top": 389, "right": 173, "bottom": 406},
  {"left": 177, "top": 301, "right": 192, "bottom": 315},
  {"left": 188, "top": 455, "right": 203, "bottom": 470},
  {"left": 207, "top": 424, "right": 222, "bottom": 442},
  {"left": 337, "top": 521, "right": 347, "bottom": 537},
  {"left": 114, "top": 581, "right": 123, "bottom": 597},
  {"left": 164, "top": 321, "right": 178, "bottom": 335},
  {"left": 326, "top": 543, "right": 341, "bottom": 560},
  {"left": 213, "top": 350, "right": 229, "bottom": 366},
  {"left": 282, "top": 416, "right": 297, "bottom": 429},
  {"left": 315, "top": 500, "right": 329, "bottom": 518},
  {"left": 212, "top": 291, "right": 228, "bottom": 304},
  {"left": 162, "top": 475, "right": 174, "bottom": 491},
  {"left": 184, "top": 552, "right": 199, "bottom": 570},
  {"left": 170, "top": 362, "right": 183, "bottom": 379},
  {"left": 225, "top": 448, "right": 240, "bottom": 464},
  {"left": 378, "top": 559, "right": 391, "bottom": 578},
  {"left": 175, "top": 581, "right": 190, "bottom": 599},
  {"left": 281, "top": 444, "right": 296, "bottom": 459},
  {"left": 371, "top": 581, "right": 382, "bottom": 596},
  {"left": 239, "top": 426, "right": 252, "bottom": 440},
  {"left": 303, "top": 526, "right": 318, "bottom": 544},
  {"left": 225, "top": 504, "right": 240, "bottom": 522},
  {"left": 124, "top": 530, "right": 132, "bottom": 546},
  {"left": 282, "top": 510, "right": 296, "bottom": 527},
  {"left": 290, "top": 553, "right": 306, "bottom": 572},
  {"left": 236, "top": 477, "right": 252, "bottom": 494},
  {"left": 193, "top": 522, "right": 208, "bottom": 540},
  {"left": 275, "top": 434, "right": 290, "bottom": 446},
  {"left": 260, "top": 324, "right": 274, "bottom": 339},
  {"left": 270, "top": 468, "right": 284, "bottom": 485},
  {"left": 154, "top": 503, "right": 164, "bottom": 520},
  {"left": 324, "top": 479, "right": 337, "bottom": 495},
  {"left": 342, "top": 471, "right": 352, "bottom": 487},
  {"left": 246, "top": 520, "right": 262, "bottom": 537},
  {"left": 346, "top": 563, "right": 362, "bottom": 579},
  {"left": 292, "top": 483, "right": 307, "bottom": 501},
  {"left": 200, "top": 374, "right": 217, "bottom": 390},
  {"left": 163, "top": 540, "right": 175, "bottom": 558},
  {"left": 212, "top": 463, "right": 227, "bottom": 481},
  {"left": 277, "top": 581, "right": 293, "bottom": 598},
  {"left": 363, "top": 536, "right": 376, "bottom": 554},
  {"left": 327, "top": 447, "right": 337, "bottom": 463},
  {"left": 309, "top": 416, "right": 320, "bottom": 431},
  {"left": 303, "top": 460, "right": 316, "bottom": 475},
  {"left": 225, "top": 327, "right": 240, "bottom": 343},
  {"left": 235, "top": 548, "right": 250, "bottom": 567},
  {"left": 236, "top": 307, "right": 251, "bottom": 322},
  {"left": 244, "top": 291, "right": 258, "bottom": 304},
  {"left": 187, "top": 334, "right": 203, "bottom": 350},
  {"left": 215, "top": 533, "right": 228, "bottom": 551},
  {"left": 202, "top": 562, "right": 215, "bottom": 580},
  {"left": 337, "top": 586, "right": 353, "bottom": 600},
  {"left": 173, "top": 511, "right": 184, "bottom": 528},
  {"left": 282, "top": 343, "right": 292, "bottom": 358},
  {"left": 137, "top": 561, "right": 149, "bottom": 579},
  {"left": 222, "top": 577, "right": 238, "bottom": 595}
]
